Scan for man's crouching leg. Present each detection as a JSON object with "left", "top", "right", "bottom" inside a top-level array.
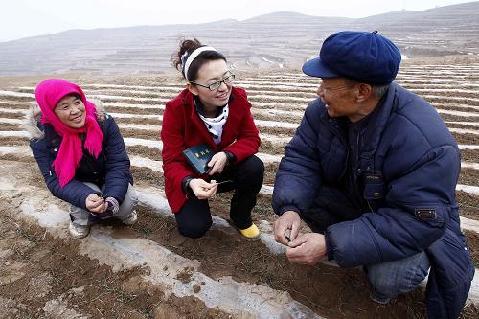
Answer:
[{"left": 365, "top": 252, "right": 430, "bottom": 304}]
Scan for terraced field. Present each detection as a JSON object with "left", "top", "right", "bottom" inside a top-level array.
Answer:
[{"left": 1, "top": 58, "right": 479, "bottom": 318}]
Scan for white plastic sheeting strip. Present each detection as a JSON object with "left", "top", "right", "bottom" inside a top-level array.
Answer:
[
  {"left": 118, "top": 123, "right": 162, "bottom": 131},
  {"left": 438, "top": 109, "right": 479, "bottom": 117},
  {"left": 0, "top": 118, "right": 25, "bottom": 125},
  {"left": 18, "top": 195, "right": 322, "bottom": 319},
  {"left": 457, "top": 184, "right": 479, "bottom": 195},
  {"left": 108, "top": 112, "right": 160, "bottom": 119},
  {"left": 124, "top": 137, "right": 162, "bottom": 149},
  {"left": 462, "top": 162, "right": 479, "bottom": 170},
  {"left": 129, "top": 155, "right": 163, "bottom": 172},
  {"left": 0, "top": 90, "right": 34, "bottom": 98},
  {"left": 446, "top": 122, "right": 479, "bottom": 127},
  {"left": 0, "top": 130, "right": 30, "bottom": 137},
  {"left": 459, "top": 145, "right": 479, "bottom": 150},
  {"left": 449, "top": 127, "right": 479, "bottom": 135},
  {"left": 0, "top": 107, "right": 28, "bottom": 114}
]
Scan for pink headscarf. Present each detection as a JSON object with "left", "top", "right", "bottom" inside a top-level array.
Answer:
[{"left": 34, "top": 79, "right": 104, "bottom": 187}]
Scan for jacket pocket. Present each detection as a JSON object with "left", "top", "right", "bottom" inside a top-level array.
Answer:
[{"left": 363, "top": 172, "right": 385, "bottom": 200}]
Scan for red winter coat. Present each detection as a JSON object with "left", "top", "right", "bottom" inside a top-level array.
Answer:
[{"left": 161, "top": 87, "right": 261, "bottom": 213}]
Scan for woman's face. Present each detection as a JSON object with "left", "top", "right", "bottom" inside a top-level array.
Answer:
[
  {"left": 54, "top": 94, "right": 86, "bottom": 128},
  {"left": 189, "top": 59, "right": 233, "bottom": 109}
]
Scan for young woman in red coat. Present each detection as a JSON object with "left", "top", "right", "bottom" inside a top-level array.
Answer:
[{"left": 161, "top": 39, "right": 264, "bottom": 239}]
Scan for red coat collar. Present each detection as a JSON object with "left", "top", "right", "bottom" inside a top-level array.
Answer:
[{"left": 179, "top": 87, "right": 243, "bottom": 151}]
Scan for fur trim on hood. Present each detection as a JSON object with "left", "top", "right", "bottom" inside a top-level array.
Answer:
[{"left": 23, "top": 98, "right": 106, "bottom": 140}]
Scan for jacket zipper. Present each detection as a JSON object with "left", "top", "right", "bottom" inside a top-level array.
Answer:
[{"left": 326, "top": 118, "right": 349, "bottom": 181}]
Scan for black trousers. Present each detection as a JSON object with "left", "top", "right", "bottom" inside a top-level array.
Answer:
[{"left": 175, "top": 155, "right": 264, "bottom": 238}]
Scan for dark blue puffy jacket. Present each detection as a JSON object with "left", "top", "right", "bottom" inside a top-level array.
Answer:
[
  {"left": 30, "top": 113, "right": 133, "bottom": 211},
  {"left": 273, "top": 82, "right": 474, "bottom": 318}
]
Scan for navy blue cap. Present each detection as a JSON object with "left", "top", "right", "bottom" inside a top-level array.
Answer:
[{"left": 303, "top": 31, "right": 401, "bottom": 84}]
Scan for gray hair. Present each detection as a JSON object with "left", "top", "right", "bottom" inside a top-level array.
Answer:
[
  {"left": 344, "top": 79, "right": 390, "bottom": 99},
  {"left": 372, "top": 84, "right": 390, "bottom": 99}
]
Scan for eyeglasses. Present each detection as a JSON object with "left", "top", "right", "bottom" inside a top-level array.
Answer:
[{"left": 191, "top": 73, "right": 235, "bottom": 91}]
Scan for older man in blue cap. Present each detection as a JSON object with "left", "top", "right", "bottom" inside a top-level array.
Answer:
[{"left": 272, "top": 31, "right": 474, "bottom": 318}]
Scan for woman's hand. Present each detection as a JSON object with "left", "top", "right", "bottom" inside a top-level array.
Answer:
[
  {"left": 207, "top": 152, "right": 228, "bottom": 175},
  {"left": 85, "top": 194, "right": 107, "bottom": 214},
  {"left": 189, "top": 179, "right": 218, "bottom": 199}
]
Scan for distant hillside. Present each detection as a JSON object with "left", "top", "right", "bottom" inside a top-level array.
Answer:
[
  {"left": 354, "top": 1, "right": 479, "bottom": 56},
  {"left": 0, "top": 1, "right": 478, "bottom": 76}
]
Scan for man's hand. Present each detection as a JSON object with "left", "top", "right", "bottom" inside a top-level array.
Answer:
[
  {"left": 286, "top": 233, "right": 327, "bottom": 265},
  {"left": 189, "top": 178, "right": 218, "bottom": 199},
  {"left": 273, "top": 210, "right": 301, "bottom": 245},
  {"left": 207, "top": 152, "right": 228, "bottom": 175},
  {"left": 85, "top": 194, "right": 106, "bottom": 214}
]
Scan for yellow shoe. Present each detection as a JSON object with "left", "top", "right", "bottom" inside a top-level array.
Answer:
[{"left": 239, "top": 223, "right": 260, "bottom": 239}]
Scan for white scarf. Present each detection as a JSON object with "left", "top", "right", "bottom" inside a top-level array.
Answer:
[{"left": 197, "top": 104, "right": 229, "bottom": 144}]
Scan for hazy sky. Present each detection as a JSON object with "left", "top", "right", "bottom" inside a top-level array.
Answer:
[{"left": 1, "top": 0, "right": 475, "bottom": 42}]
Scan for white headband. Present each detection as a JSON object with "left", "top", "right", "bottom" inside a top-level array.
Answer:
[{"left": 183, "top": 46, "right": 217, "bottom": 81}]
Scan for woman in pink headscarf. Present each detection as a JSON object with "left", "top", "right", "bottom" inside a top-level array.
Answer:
[{"left": 28, "top": 79, "right": 138, "bottom": 239}]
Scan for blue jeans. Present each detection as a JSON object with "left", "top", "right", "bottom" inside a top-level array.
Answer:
[
  {"left": 302, "top": 186, "right": 430, "bottom": 303},
  {"left": 365, "top": 252, "right": 430, "bottom": 303}
]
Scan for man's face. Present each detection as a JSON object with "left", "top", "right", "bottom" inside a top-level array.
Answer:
[{"left": 316, "top": 78, "right": 361, "bottom": 121}]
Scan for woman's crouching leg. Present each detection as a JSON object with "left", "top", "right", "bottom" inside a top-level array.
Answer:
[
  {"left": 174, "top": 198, "right": 212, "bottom": 238},
  {"left": 229, "top": 155, "right": 264, "bottom": 230},
  {"left": 116, "top": 184, "right": 139, "bottom": 224}
]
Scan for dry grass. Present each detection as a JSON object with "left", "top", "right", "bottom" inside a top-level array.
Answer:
[
  {"left": 460, "top": 149, "right": 479, "bottom": 162},
  {"left": 0, "top": 101, "right": 31, "bottom": 109},
  {"left": 441, "top": 114, "right": 479, "bottom": 123},
  {"left": 121, "top": 128, "right": 160, "bottom": 140},
  {"left": 105, "top": 105, "right": 162, "bottom": 116},
  {"left": 0, "top": 136, "right": 29, "bottom": 146},
  {"left": 453, "top": 133, "right": 479, "bottom": 145},
  {"left": 130, "top": 166, "right": 164, "bottom": 189},
  {"left": 0, "top": 111, "right": 25, "bottom": 119},
  {"left": 127, "top": 145, "right": 162, "bottom": 160},
  {"left": 457, "top": 191, "right": 479, "bottom": 219},
  {"left": 0, "top": 123, "right": 24, "bottom": 131},
  {"left": 116, "top": 117, "right": 161, "bottom": 126}
]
